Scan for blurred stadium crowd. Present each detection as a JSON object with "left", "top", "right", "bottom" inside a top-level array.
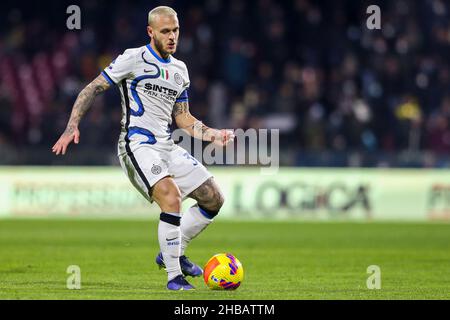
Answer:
[{"left": 0, "top": 0, "right": 449, "bottom": 167}]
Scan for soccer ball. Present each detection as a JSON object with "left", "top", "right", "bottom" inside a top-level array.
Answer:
[{"left": 203, "top": 253, "right": 244, "bottom": 290}]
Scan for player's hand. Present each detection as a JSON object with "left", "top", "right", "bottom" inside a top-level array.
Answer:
[
  {"left": 211, "top": 129, "right": 235, "bottom": 146},
  {"left": 52, "top": 127, "right": 80, "bottom": 155}
]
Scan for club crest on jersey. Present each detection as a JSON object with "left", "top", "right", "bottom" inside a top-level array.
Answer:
[{"left": 174, "top": 73, "right": 183, "bottom": 86}]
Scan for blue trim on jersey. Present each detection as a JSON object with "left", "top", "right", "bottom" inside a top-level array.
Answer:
[
  {"left": 175, "top": 89, "right": 189, "bottom": 103},
  {"left": 146, "top": 44, "right": 171, "bottom": 64},
  {"left": 129, "top": 72, "right": 161, "bottom": 117},
  {"left": 101, "top": 71, "right": 115, "bottom": 85},
  {"left": 121, "top": 80, "right": 152, "bottom": 193},
  {"left": 127, "top": 126, "right": 157, "bottom": 145},
  {"left": 179, "top": 89, "right": 188, "bottom": 99},
  {"left": 142, "top": 51, "right": 159, "bottom": 70}
]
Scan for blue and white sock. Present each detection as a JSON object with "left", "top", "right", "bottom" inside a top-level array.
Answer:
[
  {"left": 180, "top": 205, "right": 215, "bottom": 256},
  {"left": 158, "top": 212, "right": 182, "bottom": 281}
]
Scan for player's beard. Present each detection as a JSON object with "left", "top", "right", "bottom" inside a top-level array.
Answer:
[{"left": 153, "top": 36, "right": 174, "bottom": 58}]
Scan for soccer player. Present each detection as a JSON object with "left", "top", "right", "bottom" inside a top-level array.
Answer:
[{"left": 52, "top": 6, "right": 234, "bottom": 290}]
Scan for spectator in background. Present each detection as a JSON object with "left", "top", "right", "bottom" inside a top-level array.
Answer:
[{"left": 0, "top": 0, "right": 449, "bottom": 167}]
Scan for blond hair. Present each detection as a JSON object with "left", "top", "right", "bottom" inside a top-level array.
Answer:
[{"left": 148, "top": 6, "right": 178, "bottom": 26}]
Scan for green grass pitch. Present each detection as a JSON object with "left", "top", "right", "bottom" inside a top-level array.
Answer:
[{"left": 0, "top": 219, "right": 449, "bottom": 299}]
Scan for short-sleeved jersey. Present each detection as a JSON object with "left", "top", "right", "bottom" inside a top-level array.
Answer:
[{"left": 101, "top": 44, "right": 190, "bottom": 152}]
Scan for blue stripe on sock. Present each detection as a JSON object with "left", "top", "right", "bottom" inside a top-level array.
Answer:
[{"left": 197, "top": 206, "right": 214, "bottom": 219}]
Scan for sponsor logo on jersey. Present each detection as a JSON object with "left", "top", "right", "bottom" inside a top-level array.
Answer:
[{"left": 144, "top": 83, "right": 178, "bottom": 97}]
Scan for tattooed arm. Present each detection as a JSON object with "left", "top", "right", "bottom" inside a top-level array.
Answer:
[
  {"left": 52, "top": 74, "right": 111, "bottom": 155},
  {"left": 172, "top": 101, "right": 234, "bottom": 146}
]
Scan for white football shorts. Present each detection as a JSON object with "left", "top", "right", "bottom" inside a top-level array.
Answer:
[{"left": 118, "top": 141, "right": 212, "bottom": 202}]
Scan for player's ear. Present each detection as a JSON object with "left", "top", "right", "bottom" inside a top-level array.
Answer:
[{"left": 147, "top": 25, "right": 153, "bottom": 39}]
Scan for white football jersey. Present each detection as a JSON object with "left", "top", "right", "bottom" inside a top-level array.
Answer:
[{"left": 101, "top": 44, "right": 190, "bottom": 152}]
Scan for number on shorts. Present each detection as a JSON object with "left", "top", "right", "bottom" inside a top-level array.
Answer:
[{"left": 183, "top": 152, "right": 198, "bottom": 166}]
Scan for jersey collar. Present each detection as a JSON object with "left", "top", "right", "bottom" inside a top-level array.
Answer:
[{"left": 146, "top": 44, "right": 171, "bottom": 64}]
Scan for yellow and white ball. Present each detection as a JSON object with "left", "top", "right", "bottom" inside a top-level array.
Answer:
[{"left": 203, "top": 253, "right": 244, "bottom": 290}]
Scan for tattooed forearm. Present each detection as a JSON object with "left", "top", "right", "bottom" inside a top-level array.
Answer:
[
  {"left": 173, "top": 100, "right": 219, "bottom": 141},
  {"left": 63, "top": 75, "right": 110, "bottom": 135},
  {"left": 192, "top": 120, "right": 212, "bottom": 139}
]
